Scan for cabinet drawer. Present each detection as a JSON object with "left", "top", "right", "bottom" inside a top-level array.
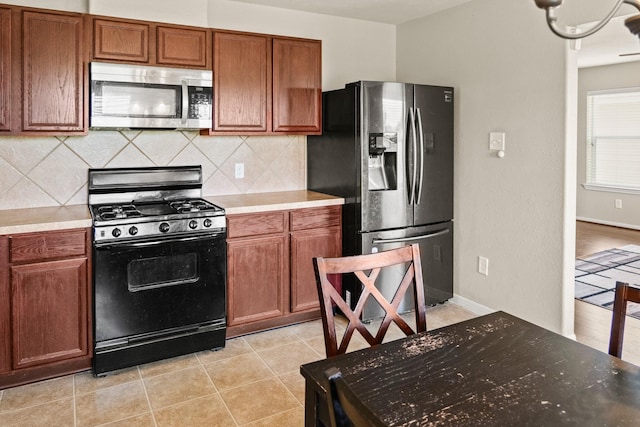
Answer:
[
  {"left": 290, "top": 206, "right": 341, "bottom": 231},
  {"left": 227, "top": 212, "right": 287, "bottom": 238},
  {"left": 10, "top": 229, "right": 87, "bottom": 263}
]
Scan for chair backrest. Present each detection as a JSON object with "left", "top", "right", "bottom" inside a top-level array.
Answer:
[
  {"left": 324, "top": 367, "right": 386, "bottom": 427},
  {"left": 313, "top": 243, "right": 427, "bottom": 358},
  {"left": 609, "top": 281, "right": 640, "bottom": 358}
]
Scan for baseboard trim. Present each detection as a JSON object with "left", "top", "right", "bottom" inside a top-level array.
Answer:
[
  {"left": 576, "top": 217, "right": 640, "bottom": 231},
  {"left": 449, "top": 294, "right": 495, "bottom": 316}
]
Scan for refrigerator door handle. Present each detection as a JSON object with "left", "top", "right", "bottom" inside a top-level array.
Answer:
[
  {"left": 416, "top": 107, "right": 425, "bottom": 204},
  {"left": 407, "top": 107, "right": 418, "bottom": 205},
  {"left": 372, "top": 227, "right": 450, "bottom": 245}
]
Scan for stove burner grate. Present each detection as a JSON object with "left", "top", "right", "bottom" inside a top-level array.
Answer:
[
  {"left": 169, "top": 200, "right": 216, "bottom": 213},
  {"left": 97, "top": 205, "right": 142, "bottom": 220}
]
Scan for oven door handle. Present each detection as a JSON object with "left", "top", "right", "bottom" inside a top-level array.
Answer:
[{"left": 96, "top": 233, "right": 223, "bottom": 250}]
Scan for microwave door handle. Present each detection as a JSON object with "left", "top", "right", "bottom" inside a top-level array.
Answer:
[{"left": 181, "top": 80, "right": 189, "bottom": 124}]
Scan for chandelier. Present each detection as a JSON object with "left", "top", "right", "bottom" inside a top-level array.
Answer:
[{"left": 534, "top": 0, "right": 640, "bottom": 39}]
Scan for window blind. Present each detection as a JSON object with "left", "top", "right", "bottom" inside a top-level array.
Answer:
[{"left": 586, "top": 88, "right": 640, "bottom": 192}]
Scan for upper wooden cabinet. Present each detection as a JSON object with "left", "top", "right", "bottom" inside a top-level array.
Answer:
[
  {"left": 7, "top": 7, "right": 86, "bottom": 134},
  {"left": 272, "top": 38, "right": 322, "bottom": 134},
  {"left": 213, "top": 32, "right": 270, "bottom": 132},
  {"left": 157, "top": 25, "right": 209, "bottom": 68},
  {"left": 89, "top": 16, "right": 211, "bottom": 69},
  {"left": 0, "top": 7, "right": 10, "bottom": 132},
  {"left": 92, "top": 18, "right": 149, "bottom": 63},
  {"left": 21, "top": 10, "right": 85, "bottom": 133},
  {"left": 209, "top": 30, "right": 322, "bottom": 136}
]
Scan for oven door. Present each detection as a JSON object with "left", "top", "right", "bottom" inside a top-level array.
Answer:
[{"left": 93, "top": 231, "right": 226, "bottom": 345}]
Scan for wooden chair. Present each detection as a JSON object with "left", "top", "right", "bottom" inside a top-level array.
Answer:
[
  {"left": 324, "top": 367, "right": 386, "bottom": 427},
  {"left": 609, "top": 281, "right": 640, "bottom": 358},
  {"left": 313, "top": 243, "right": 427, "bottom": 358}
]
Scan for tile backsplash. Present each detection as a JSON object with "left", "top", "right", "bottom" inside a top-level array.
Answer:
[{"left": 0, "top": 131, "right": 306, "bottom": 210}]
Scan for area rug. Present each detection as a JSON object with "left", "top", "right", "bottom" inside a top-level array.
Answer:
[{"left": 575, "top": 245, "right": 640, "bottom": 319}]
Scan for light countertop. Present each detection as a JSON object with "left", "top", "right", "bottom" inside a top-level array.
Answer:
[
  {"left": 206, "top": 190, "right": 344, "bottom": 215},
  {"left": 0, "top": 191, "right": 344, "bottom": 235},
  {"left": 0, "top": 205, "right": 92, "bottom": 235}
]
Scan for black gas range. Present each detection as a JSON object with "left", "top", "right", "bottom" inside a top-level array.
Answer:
[{"left": 88, "top": 166, "right": 227, "bottom": 376}]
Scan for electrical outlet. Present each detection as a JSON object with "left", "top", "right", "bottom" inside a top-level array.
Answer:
[
  {"left": 615, "top": 199, "right": 623, "bottom": 209},
  {"left": 235, "top": 163, "right": 244, "bottom": 179},
  {"left": 478, "top": 256, "right": 489, "bottom": 276}
]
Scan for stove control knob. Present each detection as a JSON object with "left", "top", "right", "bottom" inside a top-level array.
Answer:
[
  {"left": 129, "top": 226, "right": 138, "bottom": 236},
  {"left": 203, "top": 218, "right": 212, "bottom": 228},
  {"left": 189, "top": 220, "right": 198, "bottom": 229},
  {"left": 159, "top": 222, "right": 170, "bottom": 233},
  {"left": 112, "top": 228, "right": 122, "bottom": 238}
]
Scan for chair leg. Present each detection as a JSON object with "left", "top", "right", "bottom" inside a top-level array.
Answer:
[{"left": 609, "top": 281, "right": 629, "bottom": 358}]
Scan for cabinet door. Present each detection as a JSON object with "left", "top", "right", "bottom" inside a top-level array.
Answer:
[
  {"left": 227, "top": 235, "right": 287, "bottom": 326},
  {"left": 213, "top": 32, "right": 269, "bottom": 132},
  {"left": 22, "top": 10, "right": 84, "bottom": 132},
  {"left": 0, "top": 7, "right": 10, "bottom": 132},
  {"left": 290, "top": 227, "right": 341, "bottom": 313},
  {"left": 0, "top": 237, "right": 10, "bottom": 373},
  {"left": 11, "top": 258, "right": 89, "bottom": 369},
  {"left": 157, "top": 25, "right": 209, "bottom": 68},
  {"left": 92, "top": 18, "right": 149, "bottom": 63},
  {"left": 272, "top": 38, "right": 321, "bottom": 134}
]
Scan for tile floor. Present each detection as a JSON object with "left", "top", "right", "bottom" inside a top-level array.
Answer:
[{"left": 0, "top": 303, "right": 476, "bottom": 427}]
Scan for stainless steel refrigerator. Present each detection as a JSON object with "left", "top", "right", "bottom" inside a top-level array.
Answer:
[{"left": 308, "top": 81, "right": 454, "bottom": 321}]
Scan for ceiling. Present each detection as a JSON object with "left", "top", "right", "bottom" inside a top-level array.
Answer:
[
  {"left": 226, "top": 0, "right": 473, "bottom": 25},
  {"left": 226, "top": 0, "right": 640, "bottom": 68},
  {"left": 578, "top": 15, "right": 640, "bottom": 68}
]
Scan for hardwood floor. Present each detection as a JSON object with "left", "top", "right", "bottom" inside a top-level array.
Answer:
[
  {"left": 576, "top": 220, "right": 640, "bottom": 258},
  {"left": 575, "top": 220, "right": 640, "bottom": 366}
]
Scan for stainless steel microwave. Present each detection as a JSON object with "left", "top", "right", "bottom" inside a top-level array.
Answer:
[{"left": 90, "top": 62, "right": 212, "bottom": 129}]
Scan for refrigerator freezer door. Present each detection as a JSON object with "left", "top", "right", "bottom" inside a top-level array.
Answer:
[
  {"left": 413, "top": 85, "right": 454, "bottom": 226},
  {"left": 357, "top": 221, "right": 454, "bottom": 321},
  {"left": 360, "top": 82, "right": 413, "bottom": 232}
]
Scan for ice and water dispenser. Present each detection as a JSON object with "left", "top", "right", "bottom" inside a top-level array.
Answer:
[{"left": 368, "top": 133, "right": 398, "bottom": 191}]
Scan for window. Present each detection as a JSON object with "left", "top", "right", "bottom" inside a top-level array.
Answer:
[{"left": 586, "top": 88, "right": 640, "bottom": 193}]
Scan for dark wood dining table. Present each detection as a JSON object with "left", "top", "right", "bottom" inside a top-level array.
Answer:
[{"left": 300, "top": 311, "right": 640, "bottom": 426}]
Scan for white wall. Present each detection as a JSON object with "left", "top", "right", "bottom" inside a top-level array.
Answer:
[
  {"left": 89, "top": 0, "right": 209, "bottom": 27},
  {"left": 397, "top": 0, "right": 574, "bottom": 334},
  {"left": 1, "top": 0, "right": 86, "bottom": 12},
  {"left": 577, "top": 62, "right": 640, "bottom": 229}
]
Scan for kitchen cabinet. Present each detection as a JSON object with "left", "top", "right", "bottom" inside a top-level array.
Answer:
[
  {"left": 90, "top": 16, "right": 211, "bottom": 69},
  {"left": 207, "top": 30, "right": 321, "bottom": 135},
  {"left": 227, "top": 211, "right": 287, "bottom": 328},
  {"left": 290, "top": 207, "right": 341, "bottom": 312},
  {"left": 0, "top": 7, "right": 10, "bottom": 132},
  {"left": 226, "top": 205, "right": 341, "bottom": 337},
  {"left": 212, "top": 31, "right": 270, "bottom": 132},
  {"left": 272, "top": 38, "right": 322, "bottom": 133},
  {"left": 0, "top": 228, "right": 92, "bottom": 389},
  {"left": 14, "top": 7, "right": 86, "bottom": 134}
]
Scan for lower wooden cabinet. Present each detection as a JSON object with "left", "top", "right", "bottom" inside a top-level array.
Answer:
[
  {"left": 290, "top": 227, "right": 341, "bottom": 313},
  {"left": 0, "top": 228, "right": 92, "bottom": 389},
  {"left": 11, "top": 258, "right": 89, "bottom": 369},
  {"left": 226, "top": 205, "right": 341, "bottom": 337},
  {"left": 227, "top": 235, "right": 287, "bottom": 326}
]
